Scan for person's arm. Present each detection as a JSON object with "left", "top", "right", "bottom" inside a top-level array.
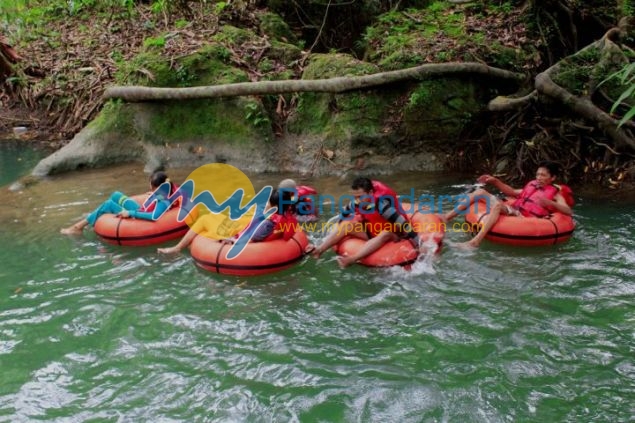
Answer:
[
  {"left": 478, "top": 174, "right": 521, "bottom": 197},
  {"left": 124, "top": 199, "right": 170, "bottom": 221},
  {"left": 250, "top": 219, "right": 276, "bottom": 242},
  {"left": 378, "top": 198, "right": 418, "bottom": 241},
  {"left": 537, "top": 193, "right": 573, "bottom": 216}
]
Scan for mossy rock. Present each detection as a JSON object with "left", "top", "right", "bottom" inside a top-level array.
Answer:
[
  {"left": 135, "top": 98, "right": 270, "bottom": 145},
  {"left": 266, "top": 40, "right": 302, "bottom": 65},
  {"left": 400, "top": 77, "right": 486, "bottom": 144},
  {"left": 115, "top": 51, "right": 176, "bottom": 86},
  {"left": 116, "top": 44, "right": 249, "bottom": 88},
  {"left": 179, "top": 45, "right": 250, "bottom": 86},
  {"left": 302, "top": 53, "right": 378, "bottom": 79},
  {"left": 288, "top": 53, "right": 392, "bottom": 144},
  {"left": 212, "top": 25, "right": 259, "bottom": 47},
  {"left": 258, "top": 11, "right": 298, "bottom": 44},
  {"left": 32, "top": 101, "right": 144, "bottom": 176}
]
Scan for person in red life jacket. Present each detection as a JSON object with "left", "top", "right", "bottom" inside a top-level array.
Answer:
[
  {"left": 278, "top": 178, "right": 319, "bottom": 222},
  {"left": 157, "top": 188, "right": 299, "bottom": 254},
  {"left": 311, "top": 177, "right": 422, "bottom": 268},
  {"left": 61, "top": 170, "right": 178, "bottom": 235},
  {"left": 442, "top": 161, "right": 574, "bottom": 248}
]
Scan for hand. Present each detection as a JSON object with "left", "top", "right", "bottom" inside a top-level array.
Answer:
[
  {"left": 534, "top": 195, "right": 553, "bottom": 207},
  {"left": 118, "top": 210, "right": 131, "bottom": 218},
  {"left": 477, "top": 174, "right": 495, "bottom": 184}
]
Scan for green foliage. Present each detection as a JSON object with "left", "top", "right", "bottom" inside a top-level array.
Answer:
[
  {"left": 151, "top": 0, "right": 168, "bottom": 15},
  {"left": 214, "top": 1, "right": 228, "bottom": 15},
  {"left": 244, "top": 101, "right": 271, "bottom": 129},
  {"left": 552, "top": 49, "right": 601, "bottom": 96},
  {"left": 143, "top": 35, "right": 166, "bottom": 49},
  {"left": 175, "top": 18, "right": 189, "bottom": 29},
  {"left": 408, "top": 85, "right": 430, "bottom": 107},
  {"left": 602, "top": 62, "right": 635, "bottom": 127}
]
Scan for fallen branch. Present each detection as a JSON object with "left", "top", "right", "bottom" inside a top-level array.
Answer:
[{"left": 104, "top": 62, "right": 524, "bottom": 102}]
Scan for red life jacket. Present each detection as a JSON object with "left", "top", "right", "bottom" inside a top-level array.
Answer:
[
  {"left": 141, "top": 182, "right": 180, "bottom": 212},
  {"left": 358, "top": 180, "right": 408, "bottom": 237},
  {"left": 262, "top": 211, "right": 298, "bottom": 242},
  {"left": 296, "top": 185, "right": 318, "bottom": 216},
  {"left": 512, "top": 180, "right": 559, "bottom": 217},
  {"left": 555, "top": 184, "right": 575, "bottom": 207}
]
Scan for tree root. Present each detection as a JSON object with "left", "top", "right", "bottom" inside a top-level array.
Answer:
[
  {"left": 104, "top": 62, "right": 524, "bottom": 101},
  {"left": 487, "top": 91, "right": 537, "bottom": 112},
  {"left": 534, "top": 27, "right": 635, "bottom": 152}
]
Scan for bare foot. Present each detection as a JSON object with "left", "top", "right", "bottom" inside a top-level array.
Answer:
[
  {"left": 337, "top": 255, "right": 356, "bottom": 268},
  {"left": 157, "top": 246, "right": 180, "bottom": 254},
  {"left": 60, "top": 225, "right": 83, "bottom": 235},
  {"left": 454, "top": 240, "right": 479, "bottom": 250}
]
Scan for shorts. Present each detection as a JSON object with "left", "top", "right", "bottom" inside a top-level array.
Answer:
[{"left": 502, "top": 204, "right": 521, "bottom": 216}]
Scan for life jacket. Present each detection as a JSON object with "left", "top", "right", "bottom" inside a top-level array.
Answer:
[
  {"left": 142, "top": 182, "right": 180, "bottom": 212},
  {"left": 555, "top": 184, "right": 575, "bottom": 207},
  {"left": 296, "top": 185, "right": 318, "bottom": 216},
  {"left": 262, "top": 211, "right": 298, "bottom": 242},
  {"left": 512, "top": 180, "right": 559, "bottom": 218},
  {"left": 358, "top": 180, "right": 408, "bottom": 237}
]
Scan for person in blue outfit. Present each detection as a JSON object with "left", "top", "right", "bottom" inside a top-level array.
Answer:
[{"left": 61, "top": 170, "right": 177, "bottom": 235}]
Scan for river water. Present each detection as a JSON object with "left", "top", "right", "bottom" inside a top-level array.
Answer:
[{"left": 0, "top": 144, "right": 634, "bottom": 422}]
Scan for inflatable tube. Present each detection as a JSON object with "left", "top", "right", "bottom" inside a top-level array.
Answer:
[
  {"left": 334, "top": 210, "right": 445, "bottom": 268},
  {"left": 94, "top": 194, "right": 197, "bottom": 246},
  {"left": 190, "top": 227, "right": 310, "bottom": 276},
  {"left": 464, "top": 199, "right": 575, "bottom": 246}
]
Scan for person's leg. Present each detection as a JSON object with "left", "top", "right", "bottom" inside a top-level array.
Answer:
[
  {"left": 442, "top": 189, "right": 492, "bottom": 222},
  {"left": 338, "top": 231, "right": 399, "bottom": 268},
  {"left": 60, "top": 217, "right": 90, "bottom": 234},
  {"left": 61, "top": 192, "right": 142, "bottom": 235},
  {"left": 457, "top": 200, "right": 510, "bottom": 248},
  {"left": 312, "top": 218, "right": 368, "bottom": 259}
]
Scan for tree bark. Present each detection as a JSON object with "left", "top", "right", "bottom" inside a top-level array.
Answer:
[
  {"left": 535, "top": 70, "right": 635, "bottom": 151},
  {"left": 534, "top": 28, "right": 635, "bottom": 151},
  {"left": 104, "top": 62, "right": 524, "bottom": 102}
]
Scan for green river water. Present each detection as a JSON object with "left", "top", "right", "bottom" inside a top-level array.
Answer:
[{"left": 0, "top": 144, "right": 634, "bottom": 422}]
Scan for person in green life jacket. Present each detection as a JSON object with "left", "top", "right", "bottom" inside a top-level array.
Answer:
[
  {"left": 442, "top": 161, "right": 574, "bottom": 248},
  {"left": 60, "top": 170, "right": 177, "bottom": 235}
]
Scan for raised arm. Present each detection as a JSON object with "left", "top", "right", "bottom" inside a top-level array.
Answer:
[{"left": 478, "top": 174, "right": 521, "bottom": 197}]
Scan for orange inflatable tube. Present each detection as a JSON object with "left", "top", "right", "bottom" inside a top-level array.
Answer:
[
  {"left": 94, "top": 194, "right": 197, "bottom": 246},
  {"left": 334, "top": 209, "right": 445, "bottom": 268},
  {"left": 190, "top": 228, "right": 310, "bottom": 276},
  {"left": 464, "top": 199, "right": 575, "bottom": 246}
]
